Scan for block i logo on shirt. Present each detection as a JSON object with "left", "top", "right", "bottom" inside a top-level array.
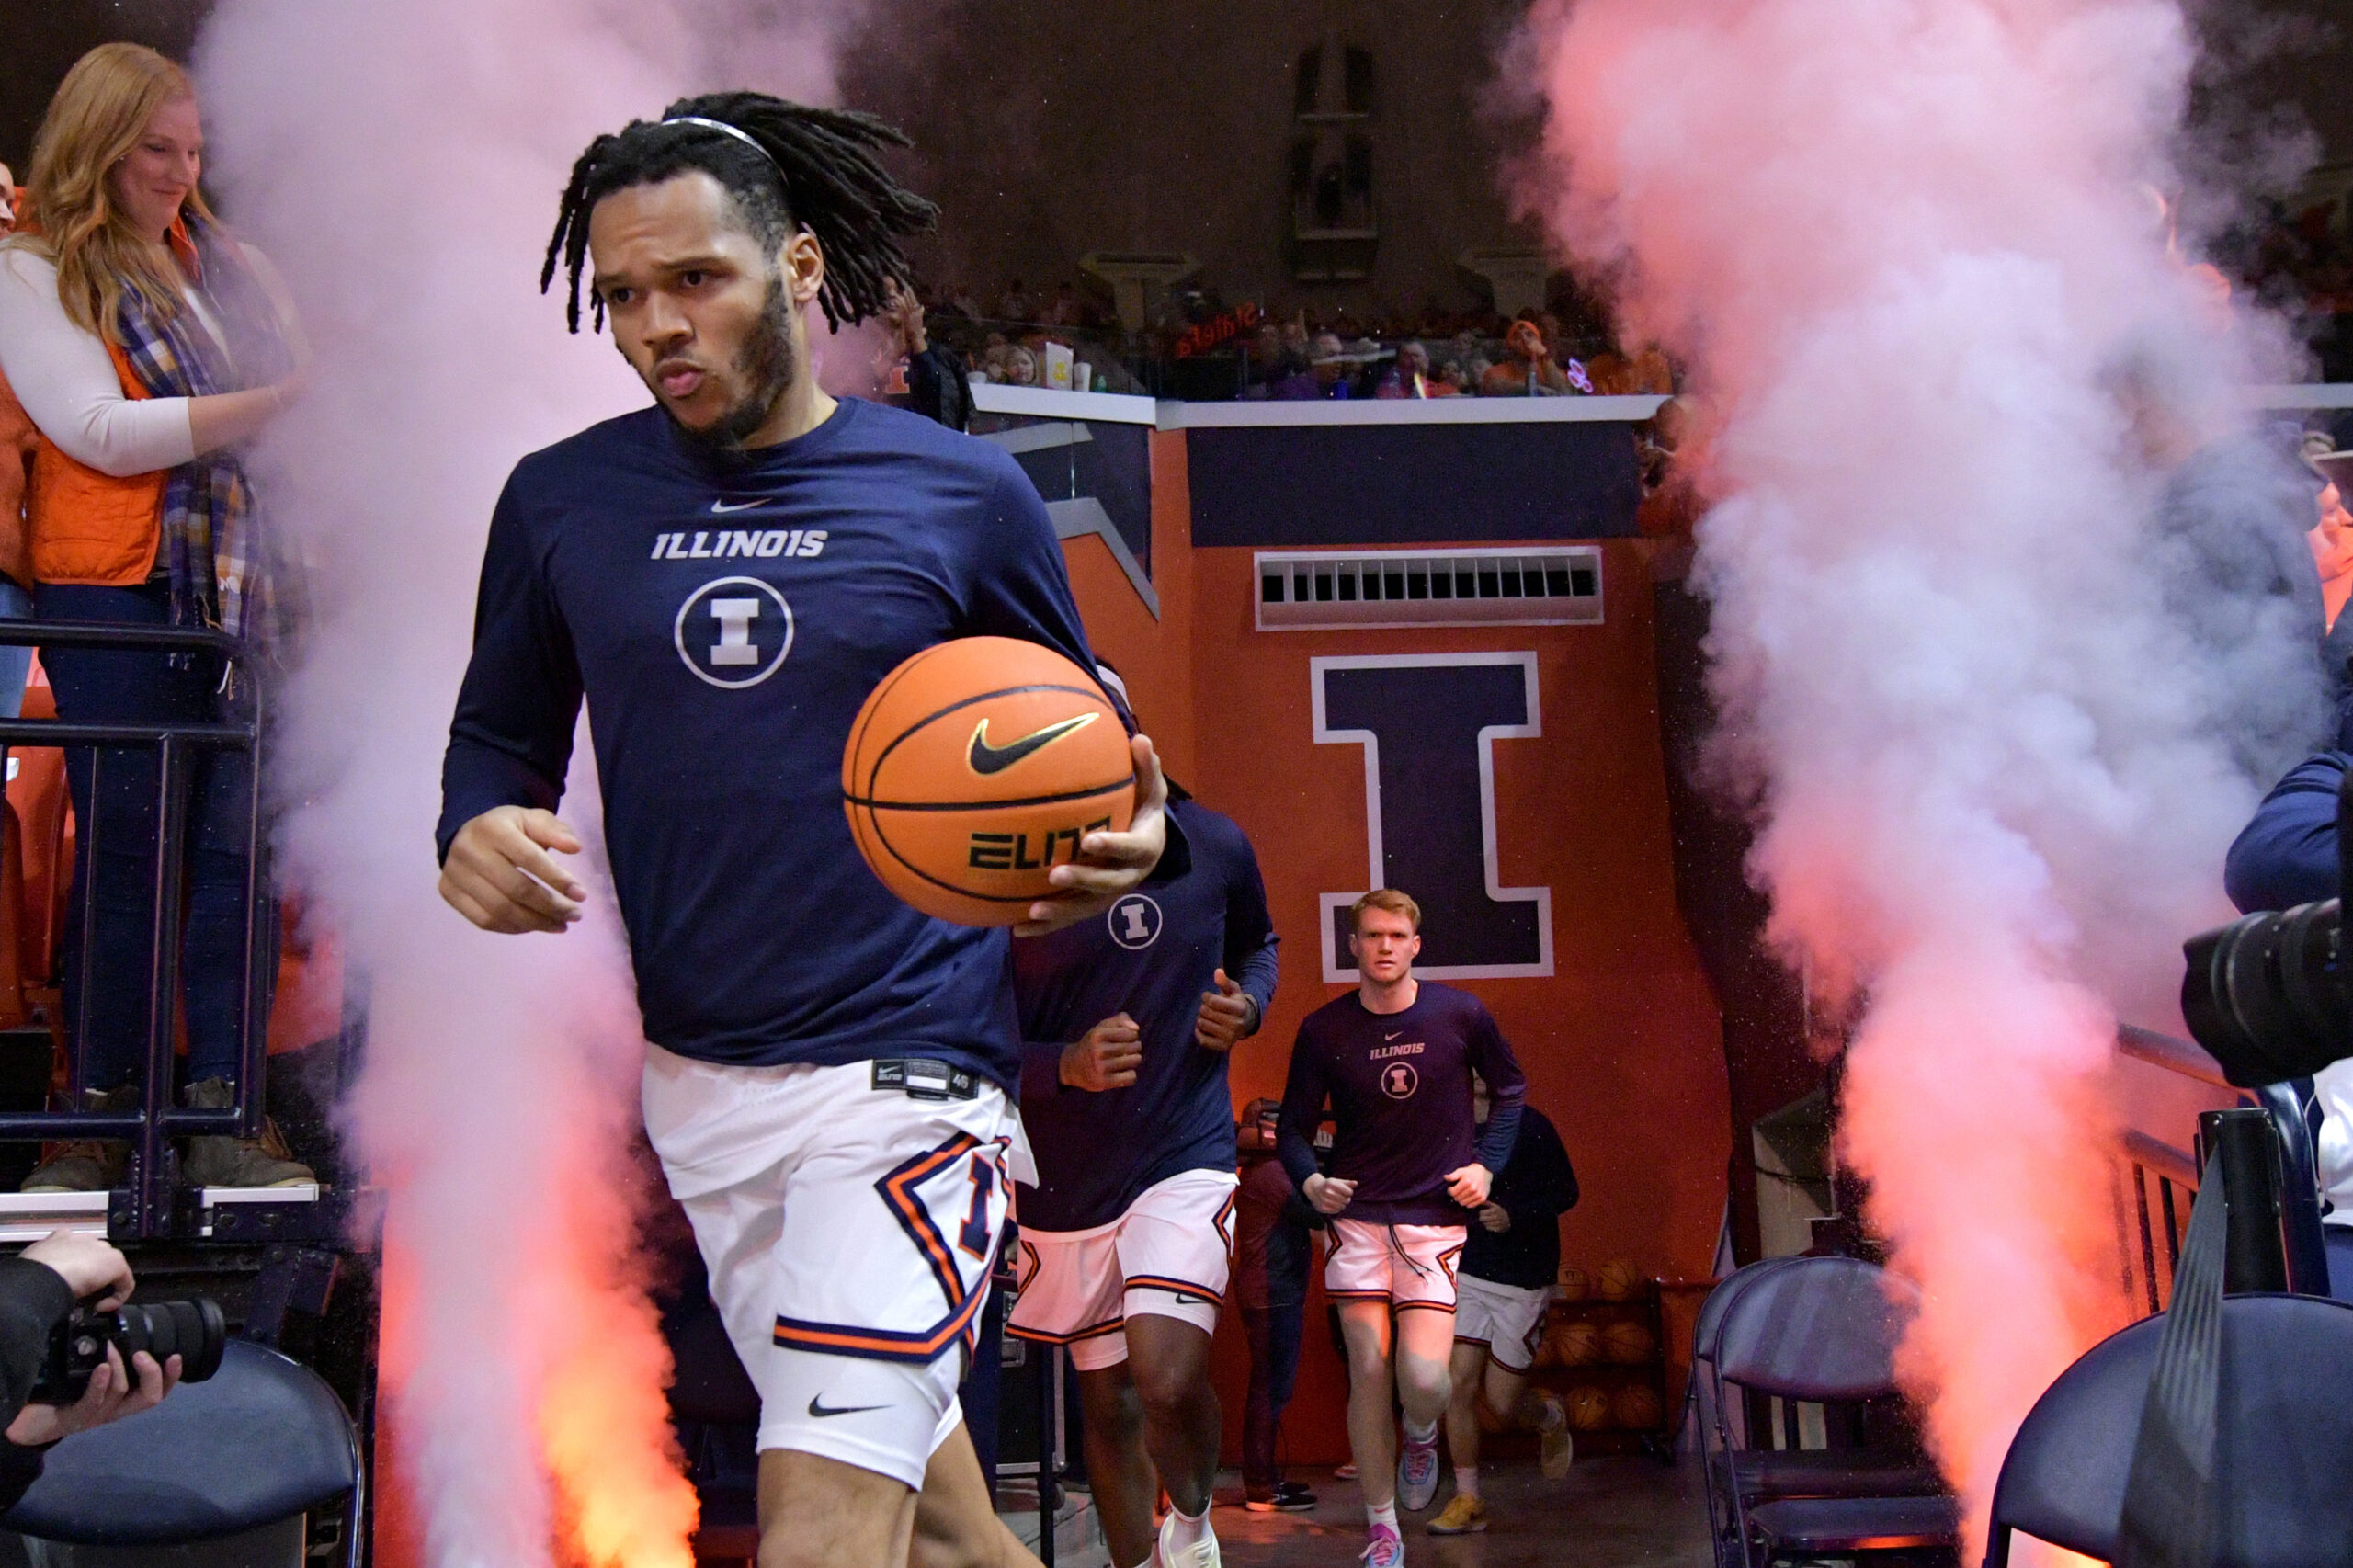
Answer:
[
  {"left": 1107, "top": 892, "right": 1163, "bottom": 949},
  {"left": 675, "top": 576, "right": 794, "bottom": 689}
]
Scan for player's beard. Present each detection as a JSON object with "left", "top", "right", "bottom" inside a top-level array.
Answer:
[{"left": 676, "top": 269, "right": 799, "bottom": 452}]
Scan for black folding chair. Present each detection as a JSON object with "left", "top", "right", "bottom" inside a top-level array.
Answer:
[
  {"left": 1, "top": 1340, "right": 361, "bottom": 1564},
  {"left": 1711, "top": 1256, "right": 1955, "bottom": 1565},
  {"left": 1985, "top": 1292, "right": 2353, "bottom": 1567},
  {"left": 1691, "top": 1257, "right": 1799, "bottom": 1566}
]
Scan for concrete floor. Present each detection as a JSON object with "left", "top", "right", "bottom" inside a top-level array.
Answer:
[
  {"left": 997, "top": 1454, "right": 1714, "bottom": 1567},
  {"left": 1205, "top": 1456, "right": 1710, "bottom": 1568}
]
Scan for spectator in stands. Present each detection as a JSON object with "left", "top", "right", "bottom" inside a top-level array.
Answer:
[
  {"left": 0, "top": 43, "right": 313, "bottom": 1191},
  {"left": 0, "top": 1230, "right": 181, "bottom": 1506},
  {"left": 1375, "top": 341, "right": 1449, "bottom": 399},
  {"left": 1235, "top": 1097, "right": 1321, "bottom": 1514},
  {"left": 994, "top": 277, "right": 1032, "bottom": 323},
  {"left": 1481, "top": 318, "right": 1574, "bottom": 397},
  {"left": 0, "top": 165, "right": 16, "bottom": 237},
  {"left": 879, "top": 284, "right": 972, "bottom": 432},
  {"left": 2313, "top": 446, "right": 2353, "bottom": 679},
  {"left": 1306, "top": 332, "right": 1356, "bottom": 399}
]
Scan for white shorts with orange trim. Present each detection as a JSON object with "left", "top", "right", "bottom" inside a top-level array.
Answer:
[
  {"left": 642, "top": 1046, "right": 1033, "bottom": 1489},
  {"left": 1324, "top": 1218, "right": 1467, "bottom": 1312},
  {"left": 1006, "top": 1167, "right": 1238, "bottom": 1371},
  {"left": 1454, "top": 1273, "right": 1553, "bottom": 1373}
]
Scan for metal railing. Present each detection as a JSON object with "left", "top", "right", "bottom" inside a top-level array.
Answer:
[
  {"left": 0, "top": 619, "right": 273, "bottom": 1239},
  {"left": 2115, "top": 1025, "right": 2332, "bottom": 1309}
]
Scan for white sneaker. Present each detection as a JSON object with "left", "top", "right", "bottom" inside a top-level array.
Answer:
[
  {"left": 1396, "top": 1436, "right": 1441, "bottom": 1512},
  {"left": 1157, "top": 1507, "right": 1221, "bottom": 1568}
]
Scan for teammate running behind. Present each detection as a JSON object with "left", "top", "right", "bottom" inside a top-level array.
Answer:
[
  {"left": 1008, "top": 690, "right": 1277, "bottom": 1568},
  {"left": 1278, "top": 889, "right": 1526, "bottom": 1567},
  {"left": 1427, "top": 1074, "right": 1579, "bottom": 1535}
]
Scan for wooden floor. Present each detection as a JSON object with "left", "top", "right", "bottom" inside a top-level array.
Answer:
[{"left": 1201, "top": 1455, "right": 1714, "bottom": 1568}]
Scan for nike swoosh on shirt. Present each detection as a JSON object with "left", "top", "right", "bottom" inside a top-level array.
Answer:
[
  {"left": 808, "top": 1394, "right": 888, "bottom": 1418},
  {"left": 710, "top": 498, "right": 764, "bottom": 514},
  {"left": 968, "top": 712, "right": 1098, "bottom": 776},
  {"left": 1383, "top": 1031, "right": 1401, "bottom": 1040}
]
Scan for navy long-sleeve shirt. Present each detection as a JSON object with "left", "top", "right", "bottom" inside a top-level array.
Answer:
[
  {"left": 1013, "top": 799, "right": 1278, "bottom": 1231},
  {"left": 438, "top": 397, "right": 1115, "bottom": 1089},
  {"left": 2224, "top": 750, "right": 2351, "bottom": 914},
  {"left": 1277, "top": 982, "right": 1526, "bottom": 1225},
  {"left": 1461, "top": 1106, "right": 1577, "bottom": 1290}
]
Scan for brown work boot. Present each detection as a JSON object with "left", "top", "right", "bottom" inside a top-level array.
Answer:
[
  {"left": 22, "top": 1087, "right": 138, "bottom": 1193},
  {"left": 180, "top": 1077, "right": 315, "bottom": 1189}
]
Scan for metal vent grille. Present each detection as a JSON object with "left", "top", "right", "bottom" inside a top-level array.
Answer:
[{"left": 1254, "top": 547, "right": 1603, "bottom": 631}]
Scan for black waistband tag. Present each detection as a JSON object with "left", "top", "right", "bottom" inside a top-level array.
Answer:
[{"left": 872, "top": 1058, "right": 979, "bottom": 1101}]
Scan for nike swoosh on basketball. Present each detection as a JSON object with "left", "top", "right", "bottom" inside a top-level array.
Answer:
[
  {"left": 968, "top": 712, "right": 1098, "bottom": 776},
  {"left": 808, "top": 1394, "right": 887, "bottom": 1418},
  {"left": 710, "top": 497, "right": 763, "bottom": 513}
]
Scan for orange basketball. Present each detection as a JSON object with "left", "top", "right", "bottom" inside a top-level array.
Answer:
[
  {"left": 1565, "top": 1386, "right": 1612, "bottom": 1432},
  {"left": 1555, "top": 1264, "right": 1592, "bottom": 1302},
  {"left": 843, "top": 638, "right": 1134, "bottom": 926},
  {"left": 1597, "top": 1259, "right": 1643, "bottom": 1301},
  {"left": 1552, "top": 1321, "right": 1602, "bottom": 1367},
  {"left": 1612, "top": 1383, "right": 1663, "bottom": 1430},
  {"left": 1602, "top": 1321, "right": 1656, "bottom": 1365}
]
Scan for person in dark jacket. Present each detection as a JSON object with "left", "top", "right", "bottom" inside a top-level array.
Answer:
[
  {"left": 2223, "top": 750, "right": 2348, "bottom": 915},
  {"left": 1233, "top": 1098, "right": 1321, "bottom": 1514},
  {"left": 1427, "top": 1076, "right": 1578, "bottom": 1537},
  {"left": 0, "top": 1229, "right": 181, "bottom": 1508}
]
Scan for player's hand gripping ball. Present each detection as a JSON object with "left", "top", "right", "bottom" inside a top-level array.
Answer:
[{"left": 844, "top": 638, "right": 1135, "bottom": 926}]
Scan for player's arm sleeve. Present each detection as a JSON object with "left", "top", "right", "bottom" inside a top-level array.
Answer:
[
  {"left": 1018, "top": 1036, "right": 1068, "bottom": 1106},
  {"left": 1276, "top": 1030, "right": 1327, "bottom": 1191},
  {"left": 1471, "top": 1008, "right": 1528, "bottom": 1174},
  {"left": 437, "top": 472, "right": 584, "bottom": 864},
  {"left": 2224, "top": 751, "right": 2349, "bottom": 914},
  {"left": 1222, "top": 831, "right": 1280, "bottom": 1032}
]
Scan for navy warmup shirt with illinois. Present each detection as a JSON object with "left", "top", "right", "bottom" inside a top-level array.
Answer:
[
  {"left": 436, "top": 395, "right": 1133, "bottom": 1487},
  {"left": 1006, "top": 797, "right": 1279, "bottom": 1361},
  {"left": 1278, "top": 983, "right": 1526, "bottom": 1310}
]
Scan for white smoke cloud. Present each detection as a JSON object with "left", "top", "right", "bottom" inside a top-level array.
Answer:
[
  {"left": 190, "top": 3, "right": 880, "bottom": 1562},
  {"left": 1515, "top": 0, "right": 2323, "bottom": 1548}
]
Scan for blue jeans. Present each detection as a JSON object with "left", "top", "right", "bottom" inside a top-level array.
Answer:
[
  {"left": 37, "top": 582, "right": 264, "bottom": 1091},
  {"left": 1242, "top": 1302, "right": 1306, "bottom": 1489}
]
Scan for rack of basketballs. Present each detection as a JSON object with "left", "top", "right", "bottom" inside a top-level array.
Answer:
[{"left": 1513, "top": 1259, "right": 1669, "bottom": 1453}]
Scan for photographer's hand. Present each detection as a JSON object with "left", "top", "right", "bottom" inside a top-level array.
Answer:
[
  {"left": 21, "top": 1231, "right": 133, "bottom": 1311},
  {"left": 6, "top": 1345, "right": 179, "bottom": 1446}
]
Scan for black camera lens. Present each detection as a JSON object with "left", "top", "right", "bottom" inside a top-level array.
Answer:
[
  {"left": 2182, "top": 898, "right": 2349, "bottom": 1087},
  {"left": 110, "top": 1299, "right": 227, "bottom": 1383}
]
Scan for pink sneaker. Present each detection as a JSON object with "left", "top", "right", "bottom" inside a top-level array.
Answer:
[{"left": 1360, "top": 1522, "right": 1404, "bottom": 1567}]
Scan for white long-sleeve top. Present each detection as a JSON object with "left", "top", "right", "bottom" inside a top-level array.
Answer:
[{"left": 0, "top": 244, "right": 199, "bottom": 477}]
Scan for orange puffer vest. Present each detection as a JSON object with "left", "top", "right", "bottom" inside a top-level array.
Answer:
[{"left": 23, "top": 339, "right": 164, "bottom": 585}]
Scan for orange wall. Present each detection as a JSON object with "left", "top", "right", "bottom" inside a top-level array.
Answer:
[{"left": 1062, "top": 438, "right": 1731, "bottom": 1461}]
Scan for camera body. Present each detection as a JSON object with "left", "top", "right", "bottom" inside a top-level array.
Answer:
[{"left": 28, "top": 1299, "right": 226, "bottom": 1404}]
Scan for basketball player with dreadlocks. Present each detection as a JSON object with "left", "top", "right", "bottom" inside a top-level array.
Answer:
[{"left": 434, "top": 95, "right": 1171, "bottom": 1568}]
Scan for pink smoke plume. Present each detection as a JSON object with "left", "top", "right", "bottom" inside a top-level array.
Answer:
[
  {"left": 1517, "top": 0, "right": 2317, "bottom": 1548},
  {"left": 188, "top": 2, "right": 880, "bottom": 1562}
]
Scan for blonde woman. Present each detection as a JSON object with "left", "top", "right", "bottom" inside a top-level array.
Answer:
[{"left": 0, "top": 42, "right": 311, "bottom": 1192}]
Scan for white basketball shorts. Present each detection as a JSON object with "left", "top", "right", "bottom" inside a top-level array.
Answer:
[
  {"left": 1006, "top": 1167, "right": 1239, "bottom": 1371},
  {"left": 1325, "top": 1218, "right": 1467, "bottom": 1312},
  {"left": 642, "top": 1046, "right": 1033, "bottom": 1489},
  {"left": 1454, "top": 1273, "right": 1554, "bottom": 1373}
]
